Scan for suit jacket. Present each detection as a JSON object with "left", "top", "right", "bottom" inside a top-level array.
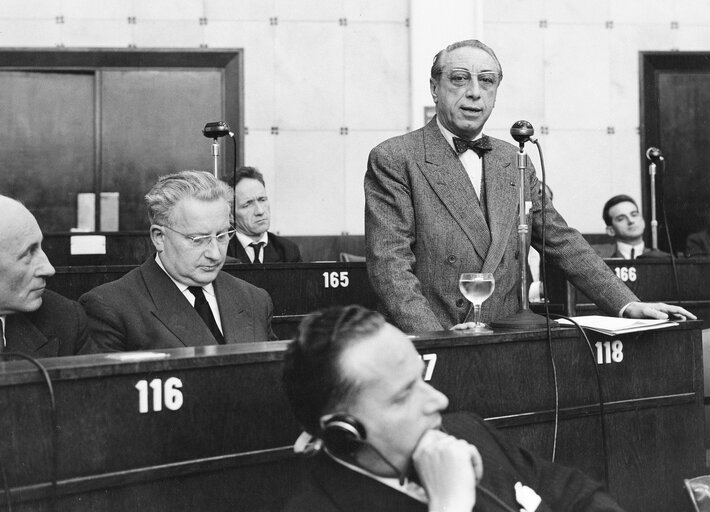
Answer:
[
  {"left": 79, "top": 257, "right": 276, "bottom": 353},
  {"left": 4, "top": 289, "right": 89, "bottom": 357},
  {"left": 686, "top": 230, "right": 710, "bottom": 257},
  {"left": 228, "top": 232, "right": 302, "bottom": 263},
  {"left": 364, "top": 117, "right": 638, "bottom": 332},
  {"left": 283, "top": 412, "right": 624, "bottom": 512},
  {"left": 594, "top": 243, "right": 669, "bottom": 259}
]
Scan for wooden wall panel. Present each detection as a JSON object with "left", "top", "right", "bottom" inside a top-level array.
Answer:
[{"left": 0, "top": 71, "right": 95, "bottom": 231}]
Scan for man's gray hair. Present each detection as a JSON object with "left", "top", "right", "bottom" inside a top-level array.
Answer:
[
  {"left": 144, "top": 170, "right": 233, "bottom": 226},
  {"left": 430, "top": 39, "right": 503, "bottom": 82}
]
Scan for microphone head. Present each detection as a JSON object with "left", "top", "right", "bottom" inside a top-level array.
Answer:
[
  {"left": 203, "top": 121, "right": 231, "bottom": 138},
  {"left": 645, "top": 147, "right": 664, "bottom": 161},
  {"left": 510, "top": 120, "right": 534, "bottom": 144}
]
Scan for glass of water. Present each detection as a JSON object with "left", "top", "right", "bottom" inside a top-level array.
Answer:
[{"left": 458, "top": 273, "right": 495, "bottom": 332}]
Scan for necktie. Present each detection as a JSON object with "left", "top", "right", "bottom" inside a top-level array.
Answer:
[
  {"left": 250, "top": 242, "right": 264, "bottom": 263},
  {"left": 188, "top": 286, "right": 225, "bottom": 344},
  {"left": 452, "top": 136, "right": 493, "bottom": 157},
  {"left": 630, "top": 248, "right": 636, "bottom": 260}
]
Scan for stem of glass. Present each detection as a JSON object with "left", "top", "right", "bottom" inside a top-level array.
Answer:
[{"left": 473, "top": 303, "right": 482, "bottom": 326}]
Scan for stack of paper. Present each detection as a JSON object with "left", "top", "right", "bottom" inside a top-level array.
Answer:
[{"left": 556, "top": 316, "right": 678, "bottom": 336}]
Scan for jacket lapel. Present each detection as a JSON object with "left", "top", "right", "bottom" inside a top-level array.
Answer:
[
  {"left": 420, "top": 118, "right": 491, "bottom": 260},
  {"left": 140, "top": 257, "right": 215, "bottom": 347},
  {"left": 213, "top": 272, "right": 248, "bottom": 344},
  {"left": 481, "top": 139, "right": 518, "bottom": 273},
  {"left": 5, "top": 314, "right": 59, "bottom": 357}
]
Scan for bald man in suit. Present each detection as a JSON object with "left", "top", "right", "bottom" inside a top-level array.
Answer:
[
  {"left": 0, "top": 196, "right": 88, "bottom": 356},
  {"left": 365, "top": 39, "right": 694, "bottom": 333}
]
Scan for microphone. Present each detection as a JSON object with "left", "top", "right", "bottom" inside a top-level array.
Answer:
[
  {"left": 203, "top": 121, "right": 232, "bottom": 139},
  {"left": 510, "top": 120, "right": 535, "bottom": 145},
  {"left": 646, "top": 147, "right": 664, "bottom": 162}
]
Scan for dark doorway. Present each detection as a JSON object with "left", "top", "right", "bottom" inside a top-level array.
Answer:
[
  {"left": 641, "top": 52, "right": 710, "bottom": 255},
  {"left": 0, "top": 49, "right": 243, "bottom": 232}
]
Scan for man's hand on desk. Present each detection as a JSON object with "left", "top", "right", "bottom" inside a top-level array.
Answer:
[{"left": 623, "top": 302, "right": 697, "bottom": 320}]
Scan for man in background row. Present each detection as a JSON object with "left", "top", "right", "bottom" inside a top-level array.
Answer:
[
  {"left": 597, "top": 194, "right": 668, "bottom": 259},
  {"left": 228, "top": 166, "right": 301, "bottom": 264},
  {"left": 0, "top": 195, "right": 88, "bottom": 356},
  {"left": 80, "top": 170, "right": 276, "bottom": 353}
]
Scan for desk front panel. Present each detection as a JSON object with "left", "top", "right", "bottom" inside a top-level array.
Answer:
[{"left": 0, "top": 324, "right": 703, "bottom": 512}]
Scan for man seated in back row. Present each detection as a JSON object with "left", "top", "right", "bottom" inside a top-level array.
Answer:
[
  {"left": 596, "top": 194, "right": 669, "bottom": 259},
  {"left": 0, "top": 195, "right": 89, "bottom": 356},
  {"left": 228, "top": 166, "right": 302, "bottom": 264},
  {"left": 282, "top": 305, "right": 625, "bottom": 511},
  {"left": 80, "top": 170, "right": 276, "bottom": 353}
]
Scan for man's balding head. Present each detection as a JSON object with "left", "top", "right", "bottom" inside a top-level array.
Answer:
[{"left": 0, "top": 196, "right": 55, "bottom": 315}]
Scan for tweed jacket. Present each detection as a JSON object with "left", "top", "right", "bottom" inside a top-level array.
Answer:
[{"left": 364, "top": 117, "right": 638, "bottom": 332}]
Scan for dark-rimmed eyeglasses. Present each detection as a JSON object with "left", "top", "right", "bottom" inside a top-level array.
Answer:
[{"left": 446, "top": 70, "right": 501, "bottom": 90}]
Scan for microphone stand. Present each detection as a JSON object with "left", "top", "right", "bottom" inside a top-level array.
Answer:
[
  {"left": 640, "top": 155, "right": 671, "bottom": 258},
  {"left": 649, "top": 159, "right": 659, "bottom": 250},
  {"left": 210, "top": 138, "right": 220, "bottom": 178},
  {"left": 490, "top": 142, "right": 548, "bottom": 329}
]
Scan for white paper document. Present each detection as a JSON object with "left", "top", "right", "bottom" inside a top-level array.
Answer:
[{"left": 556, "top": 315, "right": 678, "bottom": 336}]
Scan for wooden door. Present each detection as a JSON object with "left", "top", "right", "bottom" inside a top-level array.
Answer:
[{"left": 641, "top": 53, "right": 710, "bottom": 254}]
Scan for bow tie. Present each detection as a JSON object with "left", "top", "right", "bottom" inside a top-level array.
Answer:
[{"left": 453, "top": 136, "right": 492, "bottom": 157}]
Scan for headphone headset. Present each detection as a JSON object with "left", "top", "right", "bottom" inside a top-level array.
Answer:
[{"left": 320, "top": 413, "right": 367, "bottom": 457}]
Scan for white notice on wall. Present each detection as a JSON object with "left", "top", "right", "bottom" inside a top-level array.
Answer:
[{"left": 70, "top": 235, "right": 107, "bottom": 255}]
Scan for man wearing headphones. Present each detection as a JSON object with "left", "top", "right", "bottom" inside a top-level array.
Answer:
[{"left": 282, "top": 305, "right": 625, "bottom": 511}]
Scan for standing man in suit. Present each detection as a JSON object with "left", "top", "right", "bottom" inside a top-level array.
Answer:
[
  {"left": 597, "top": 194, "right": 668, "bottom": 259},
  {"left": 364, "top": 39, "right": 693, "bottom": 332},
  {"left": 282, "top": 305, "right": 626, "bottom": 511},
  {"left": 0, "top": 195, "right": 89, "bottom": 356},
  {"left": 80, "top": 170, "right": 276, "bottom": 353},
  {"left": 228, "top": 166, "right": 301, "bottom": 264}
]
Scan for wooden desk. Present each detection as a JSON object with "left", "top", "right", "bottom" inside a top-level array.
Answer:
[
  {"left": 540, "top": 257, "right": 710, "bottom": 323},
  {"left": 47, "top": 262, "right": 377, "bottom": 339},
  {"left": 0, "top": 323, "right": 702, "bottom": 511}
]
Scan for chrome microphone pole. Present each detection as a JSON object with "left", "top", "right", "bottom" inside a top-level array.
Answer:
[
  {"left": 490, "top": 121, "right": 548, "bottom": 329},
  {"left": 202, "top": 121, "right": 232, "bottom": 178},
  {"left": 648, "top": 158, "right": 659, "bottom": 250}
]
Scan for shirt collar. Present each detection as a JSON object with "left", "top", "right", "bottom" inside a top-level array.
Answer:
[
  {"left": 235, "top": 231, "right": 269, "bottom": 249},
  {"left": 436, "top": 117, "right": 484, "bottom": 152},
  {"left": 324, "top": 449, "right": 428, "bottom": 503},
  {"left": 616, "top": 240, "right": 645, "bottom": 258},
  {"left": 154, "top": 253, "right": 216, "bottom": 296}
]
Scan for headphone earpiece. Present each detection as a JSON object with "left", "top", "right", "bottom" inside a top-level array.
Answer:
[{"left": 320, "top": 413, "right": 367, "bottom": 457}]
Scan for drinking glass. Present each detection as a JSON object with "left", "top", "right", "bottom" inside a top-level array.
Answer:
[{"left": 458, "top": 273, "right": 496, "bottom": 332}]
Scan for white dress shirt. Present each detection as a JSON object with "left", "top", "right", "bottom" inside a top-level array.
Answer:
[
  {"left": 235, "top": 231, "right": 269, "bottom": 263},
  {"left": 154, "top": 254, "right": 224, "bottom": 334},
  {"left": 437, "top": 118, "right": 485, "bottom": 197},
  {"left": 615, "top": 240, "right": 645, "bottom": 260}
]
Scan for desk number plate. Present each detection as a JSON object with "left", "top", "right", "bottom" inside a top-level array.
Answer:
[
  {"left": 421, "top": 353, "right": 437, "bottom": 381},
  {"left": 323, "top": 271, "right": 349, "bottom": 288},
  {"left": 613, "top": 266, "right": 637, "bottom": 282},
  {"left": 595, "top": 340, "right": 624, "bottom": 365},
  {"left": 135, "top": 377, "right": 184, "bottom": 413}
]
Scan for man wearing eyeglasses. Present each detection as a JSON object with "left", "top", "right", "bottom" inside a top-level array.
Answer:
[
  {"left": 79, "top": 170, "right": 276, "bottom": 353},
  {"left": 364, "top": 39, "right": 694, "bottom": 333}
]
